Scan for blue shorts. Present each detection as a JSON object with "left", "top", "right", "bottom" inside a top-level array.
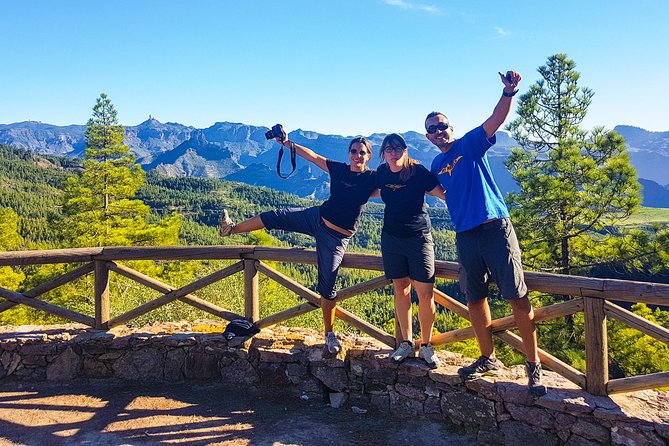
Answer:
[
  {"left": 260, "top": 206, "right": 350, "bottom": 300},
  {"left": 381, "top": 231, "right": 435, "bottom": 284},
  {"left": 455, "top": 218, "right": 527, "bottom": 302}
]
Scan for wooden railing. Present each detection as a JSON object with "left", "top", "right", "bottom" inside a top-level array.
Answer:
[{"left": 1, "top": 245, "right": 668, "bottom": 396}]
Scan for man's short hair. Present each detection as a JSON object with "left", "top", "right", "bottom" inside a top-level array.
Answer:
[{"left": 425, "top": 111, "right": 449, "bottom": 129}]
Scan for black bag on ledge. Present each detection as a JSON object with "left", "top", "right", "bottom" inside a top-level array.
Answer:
[{"left": 222, "top": 319, "right": 260, "bottom": 340}]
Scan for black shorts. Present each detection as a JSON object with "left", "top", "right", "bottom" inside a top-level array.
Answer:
[
  {"left": 381, "top": 231, "right": 435, "bottom": 284},
  {"left": 455, "top": 218, "right": 527, "bottom": 302}
]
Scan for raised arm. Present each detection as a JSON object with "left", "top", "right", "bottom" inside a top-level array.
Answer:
[
  {"left": 482, "top": 70, "right": 522, "bottom": 138},
  {"left": 275, "top": 129, "right": 329, "bottom": 172}
]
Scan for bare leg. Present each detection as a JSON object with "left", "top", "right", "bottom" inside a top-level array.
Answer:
[
  {"left": 468, "top": 298, "right": 495, "bottom": 359},
  {"left": 509, "top": 296, "right": 540, "bottom": 363},
  {"left": 230, "top": 216, "right": 265, "bottom": 234},
  {"left": 412, "top": 281, "right": 435, "bottom": 344},
  {"left": 321, "top": 298, "right": 336, "bottom": 335},
  {"left": 393, "top": 277, "right": 412, "bottom": 342}
]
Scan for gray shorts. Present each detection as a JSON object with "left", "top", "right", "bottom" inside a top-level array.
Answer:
[
  {"left": 260, "top": 206, "right": 350, "bottom": 300},
  {"left": 455, "top": 218, "right": 527, "bottom": 302},
  {"left": 381, "top": 231, "right": 435, "bottom": 284}
]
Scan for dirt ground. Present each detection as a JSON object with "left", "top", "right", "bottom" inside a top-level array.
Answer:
[{"left": 0, "top": 380, "right": 482, "bottom": 446}]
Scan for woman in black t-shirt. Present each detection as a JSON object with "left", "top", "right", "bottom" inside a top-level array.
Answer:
[
  {"left": 376, "top": 133, "right": 445, "bottom": 368},
  {"left": 220, "top": 129, "right": 378, "bottom": 355}
]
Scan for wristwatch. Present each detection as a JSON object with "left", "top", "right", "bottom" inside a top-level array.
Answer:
[{"left": 503, "top": 88, "right": 519, "bottom": 97}]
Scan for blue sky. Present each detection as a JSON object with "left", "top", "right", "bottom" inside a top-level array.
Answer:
[{"left": 2, "top": 1, "right": 667, "bottom": 136}]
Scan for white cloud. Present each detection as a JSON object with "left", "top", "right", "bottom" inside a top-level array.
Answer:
[
  {"left": 381, "top": 0, "right": 440, "bottom": 14},
  {"left": 494, "top": 26, "right": 511, "bottom": 37}
]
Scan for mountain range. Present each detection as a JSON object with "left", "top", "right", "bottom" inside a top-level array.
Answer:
[{"left": 1, "top": 119, "right": 667, "bottom": 207}]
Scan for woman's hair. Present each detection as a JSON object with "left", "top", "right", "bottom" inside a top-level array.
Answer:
[
  {"left": 348, "top": 136, "right": 372, "bottom": 156},
  {"left": 380, "top": 133, "right": 419, "bottom": 181}
]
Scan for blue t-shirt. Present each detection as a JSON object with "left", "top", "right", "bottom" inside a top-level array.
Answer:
[{"left": 430, "top": 126, "right": 509, "bottom": 233}]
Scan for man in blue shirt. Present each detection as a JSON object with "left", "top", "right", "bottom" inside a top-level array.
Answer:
[{"left": 427, "top": 71, "right": 547, "bottom": 396}]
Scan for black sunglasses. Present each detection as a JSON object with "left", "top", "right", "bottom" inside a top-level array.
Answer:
[
  {"left": 349, "top": 148, "right": 369, "bottom": 156},
  {"left": 426, "top": 122, "right": 449, "bottom": 134}
]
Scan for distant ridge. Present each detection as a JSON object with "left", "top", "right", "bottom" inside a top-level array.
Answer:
[{"left": 1, "top": 119, "right": 667, "bottom": 206}]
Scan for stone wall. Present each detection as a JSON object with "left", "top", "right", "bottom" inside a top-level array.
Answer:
[{"left": 1, "top": 323, "right": 667, "bottom": 446}]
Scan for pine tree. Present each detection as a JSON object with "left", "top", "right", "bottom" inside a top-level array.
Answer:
[
  {"left": 62, "top": 93, "right": 180, "bottom": 247},
  {"left": 505, "top": 54, "right": 642, "bottom": 275}
]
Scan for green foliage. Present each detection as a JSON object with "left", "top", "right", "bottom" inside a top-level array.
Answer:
[
  {"left": 0, "top": 207, "right": 26, "bottom": 289},
  {"left": 506, "top": 54, "right": 642, "bottom": 275}
]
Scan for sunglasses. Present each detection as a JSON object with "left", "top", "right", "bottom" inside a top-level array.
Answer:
[
  {"left": 383, "top": 146, "right": 405, "bottom": 155},
  {"left": 426, "top": 122, "right": 450, "bottom": 134},
  {"left": 349, "top": 148, "right": 369, "bottom": 156}
]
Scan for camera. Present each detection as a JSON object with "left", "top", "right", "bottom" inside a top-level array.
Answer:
[{"left": 265, "top": 124, "right": 284, "bottom": 140}]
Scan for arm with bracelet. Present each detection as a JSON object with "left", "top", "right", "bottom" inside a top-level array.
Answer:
[{"left": 482, "top": 70, "right": 522, "bottom": 138}]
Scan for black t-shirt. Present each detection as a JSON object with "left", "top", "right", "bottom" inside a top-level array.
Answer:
[
  {"left": 376, "top": 162, "right": 439, "bottom": 237},
  {"left": 319, "top": 160, "right": 377, "bottom": 232}
]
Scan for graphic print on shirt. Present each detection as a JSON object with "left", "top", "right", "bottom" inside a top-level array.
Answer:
[
  {"left": 384, "top": 183, "right": 406, "bottom": 191},
  {"left": 438, "top": 155, "right": 463, "bottom": 176}
]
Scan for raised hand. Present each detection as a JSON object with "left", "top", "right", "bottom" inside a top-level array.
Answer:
[{"left": 498, "top": 70, "right": 521, "bottom": 90}]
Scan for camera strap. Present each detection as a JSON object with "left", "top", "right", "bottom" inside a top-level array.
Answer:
[{"left": 276, "top": 142, "right": 296, "bottom": 179}]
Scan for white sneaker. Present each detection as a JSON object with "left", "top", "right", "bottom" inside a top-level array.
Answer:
[
  {"left": 219, "top": 209, "right": 235, "bottom": 237},
  {"left": 390, "top": 341, "right": 415, "bottom": 364},
  {"left": 325, "top": 332, "right": 342, "bottom": 354},
  {"left": 419, "top": 344, "right": 441, "bottom": 369}
]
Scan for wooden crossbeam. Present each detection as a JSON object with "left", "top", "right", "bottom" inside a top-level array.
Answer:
[
  {"left": 0, "top": 262, "right": 95, "bottom": 313},
  {"left": 255, "top": 302, "right": 318, "bottom": 329},
  {"left": 608, "top": 371, "right": 669, "bottom": 394},
  {"left": 335, "top": 275, "right": 391, "bottom": 300},
  {"left": 256, "top": 261, "right": 395, "bottom": 347},
  {"left": 107, "top": 261, "right": 243, "bottom": 323},
  {"left": 254, "top": 275, "right": 390, "bottom": 329},
  {"left": 433, "top": 288, "right": 469, "bottom": 319},
  {"left": 430, "top": 299, "right": 583, "bottom": 345},
  {"left": 0, "top": 286, "right": 95, "bottom": 327},
  {"left": 107, "top": 261, "right": 245, "bottom": 327},
  {"left": 604, "top": 300, "right": 669, "bottom": 345}
]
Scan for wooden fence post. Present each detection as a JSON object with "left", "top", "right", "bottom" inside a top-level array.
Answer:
[
  {"left": 244, "top": 259, "right": 259, "bottom": 322},
  {"left": 94, "top": 260, "right": 110, "bottom": 329},
  {"left": 584, "top": 296, "right": 608, "bottom": 395}
]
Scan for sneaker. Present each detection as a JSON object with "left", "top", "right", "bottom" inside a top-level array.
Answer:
[
  {"left": 458, "top": 355, "right": 502, "bottom": 379},
  {"left": 419, "top": 344, "right": 441, "bottom": 369},
  {"left": 325, "top": 332, "right": 342, "bottom": 354},
  {"left": 526, "top": 361, "right": 548, "bottom": 396},
  {"left": 390, "top": 341, "right": 415, "bottom": 364},
  {"left": 219, "top": 209, "right": 235, "bottom": 237}
]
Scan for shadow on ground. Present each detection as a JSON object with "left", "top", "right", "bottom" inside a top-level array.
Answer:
[{"left": 0, "top": 380, "right": 482, "bottom": 446}]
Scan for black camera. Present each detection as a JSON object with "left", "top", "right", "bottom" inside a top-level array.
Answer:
[{"left": 265, "top": 124, "right": 284, "bottom": 140}]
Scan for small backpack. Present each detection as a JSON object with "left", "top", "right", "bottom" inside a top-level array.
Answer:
[{"left": 222, "top": 319, "right": 260, "bottom": 340}]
